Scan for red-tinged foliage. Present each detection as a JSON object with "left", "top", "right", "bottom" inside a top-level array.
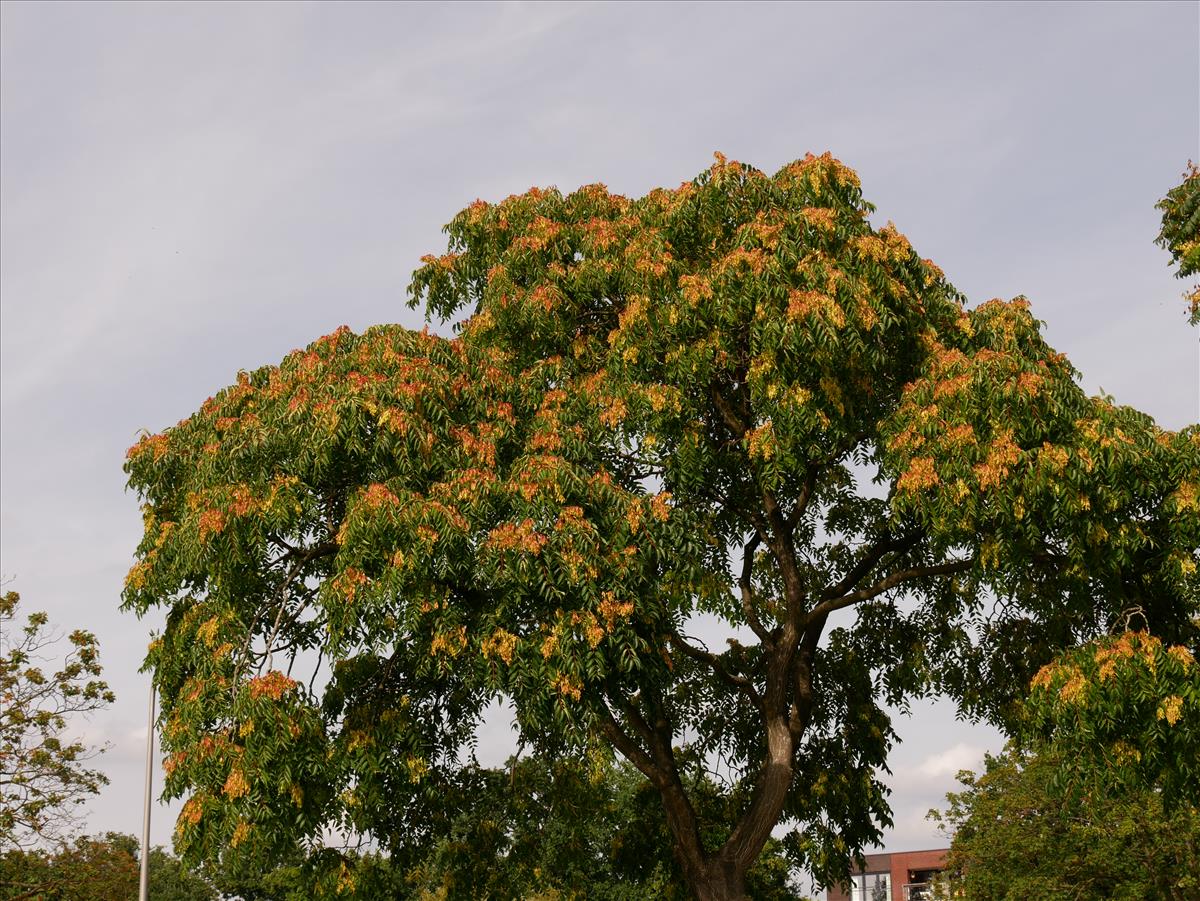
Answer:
[
  {"left": 1025, "top": 629, "right": 1200, "bottom": 804},
  {"left": 124, "top": 155, "right": 1199, "bottom": 901}
]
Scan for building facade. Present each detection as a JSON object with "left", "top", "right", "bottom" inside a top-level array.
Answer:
[{"left": 826, "top": 848, "right": 949, "bottom": 901}]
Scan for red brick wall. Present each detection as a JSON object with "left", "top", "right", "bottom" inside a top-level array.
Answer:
[
  {"left": 826, "top": 849, "right": 948, "bottom": 901},
  {"left": 888, "top": 849, "right": 948, "bottom": 901}
]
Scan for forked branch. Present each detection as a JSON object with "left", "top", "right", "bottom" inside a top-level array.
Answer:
[
  {"left": 810, "top": 558, "right": 974, "bottom": 619},
  {"left": 668, "top": 630, "right": 763, "bottom": 709}
]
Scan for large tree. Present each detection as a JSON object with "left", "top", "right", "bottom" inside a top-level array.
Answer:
[{"left": 123, "top": 154, "right": 1200, "bottom": 900}]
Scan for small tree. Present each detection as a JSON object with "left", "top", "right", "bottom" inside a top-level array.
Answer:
[
  {"left": 936, "top": 619, "right": 1200, "bottom": 900},
  {"left": 123, "top": 154, "right": 1199, "bottom": 900},
  {"left": 0, "top": 833, "right": 136, "bottom": 901},
  {"left": 0, "top": 590, "right": 114, "bottom": 850}
]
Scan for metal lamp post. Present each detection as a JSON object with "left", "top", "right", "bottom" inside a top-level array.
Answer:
[{"left": 139, "top": 681, "right": 155, "bottom": 901}]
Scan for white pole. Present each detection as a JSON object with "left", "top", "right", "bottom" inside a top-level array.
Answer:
[{"left": 139, "top": 682, "right": 155, "bottom": 901}]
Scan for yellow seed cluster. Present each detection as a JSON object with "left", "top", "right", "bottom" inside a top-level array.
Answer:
[
  {"left": 223, "top": 768, "right": 249, "bottom": 799},
  {"left": 481, "top": 628, "right": 518, "bottom": 664},
  {"left": 1156, "top": 695, "right": 1184, "bottom": 726}
]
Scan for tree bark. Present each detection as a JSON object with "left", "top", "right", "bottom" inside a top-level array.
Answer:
[{"left": 691, "top": 859, "right": 747, "bottom": 901}]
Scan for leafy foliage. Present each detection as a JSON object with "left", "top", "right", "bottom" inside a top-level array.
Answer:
[
  {"left": 200, "top": 754, "right": 806, "bottom": 900},
  {"left": 0, "top": 832, "right": 217, "bottom": 901},
  {"left": 938, "top": 624, "right": 1200, "bottom": 900},
  {"left": 930, "top": 746, "right": 1200, "bottom": 901},
  {"left": 402, "top": 754, "right": 805, "bottom": 900},
  {"left": 0, "top": 591, "right": 114, "bottom": 850},
  {"left": 123, "top": 153, "right": 1200, "bottom": 899},
  {"left": 0, "top": 833, "right": 136, "bottom": 901},
  {"left": 1156, "top": 162, "right": 1200, "bottom": 323},
  {"left": 1024, "top": 628, "right": 1200, "bottom": 804},
  {"left": 200, "top": 846, "right": 389, "bottom": 901}
]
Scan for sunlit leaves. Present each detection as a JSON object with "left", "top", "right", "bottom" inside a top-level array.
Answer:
[
  {"left": 411, "top": 152, "right": 964, "bottom": 539},
  {"left": 124, "top": 320, "right": 693, "bottom": 870},
  {"left": 1025, "top": 630, "right": 1200, "bottom": 804}
]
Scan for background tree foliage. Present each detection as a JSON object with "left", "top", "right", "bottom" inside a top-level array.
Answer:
[
  {"left": 0, "top": 832, "right": 217, "bottom": 901},
  {"left": 929, "top": 746, "right": 1200, "bottom": 901},
  {"left": 123, "top": 154, "right": 1200, "bottom": 900},
  {"left": 199, "top": 754, "right": 805, "bottom": 901},
  {"left": 402, "top": 754, "right": 804, "bottom": 901},
  {"left": 0, "top": 591, "right": 114, "bottom": 851}
]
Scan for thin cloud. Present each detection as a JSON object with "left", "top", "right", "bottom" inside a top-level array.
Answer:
[{"left": 915, "top": 743, "right": 986, "bottom": 783}]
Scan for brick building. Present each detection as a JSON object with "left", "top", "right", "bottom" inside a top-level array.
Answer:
[{"left": 826, "top": 848, "right": 949, "bottom": 901}]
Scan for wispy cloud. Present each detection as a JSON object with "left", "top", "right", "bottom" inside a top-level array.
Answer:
[{"left": 915, "top": 742, "right": 986, "bottom": 782}]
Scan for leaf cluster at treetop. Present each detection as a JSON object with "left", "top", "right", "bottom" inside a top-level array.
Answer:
[{"left": 123, "top": 153, "right": 1199, "bottom": 901}]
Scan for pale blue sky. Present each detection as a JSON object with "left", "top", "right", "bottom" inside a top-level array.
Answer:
[{"left": 2, "top": 0, "right": 1196, "bottom": 875}]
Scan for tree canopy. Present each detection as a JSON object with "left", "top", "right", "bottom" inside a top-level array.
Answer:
[
  {"left": 0, "top": 832, "right": 218, "bottom": 901},
  {"left": 929, "top": 745, "right": 1200, "bottom": 901},
  {"left": 123, "top": 153, "right": 1200, "bottom": 900}
]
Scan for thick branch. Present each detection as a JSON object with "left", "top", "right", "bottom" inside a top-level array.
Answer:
[
  {"left": 595, "top": 701, "right": 659, "bottom": 780},
  {"left": 719, "top": 714, "right": 795, "bottom": 870},
  {"left": 788, "top": 613, "right": 826, "bottom": 740},
  {"left": 745, "top": 508, "right": 780, "bottom": 556},
  {"left": 716, "top": 612, "right": 829, "bottom": 870},
  {"left": 818, "top": 533, "right": 918, "bottom": 605},
  {"left": 712, "top": 385, "right": 808, "bottom": 641},
  {"left": 600, "top": 693, "right": 709, "bottom": 884},
  {"left": 619, "top": 694, "right": 661, "bottom": 757},
  {"left": 811, "top": 558, "right": 974, "bottom": 618},
  {"left": 738, "top": 535, "right": 773, "bottom": 646},
  {"left": 711, "top": 384, "right": 751, "bottom": 438},
  {"left": 785, "top": 463, "right": 818, "bottom": 530}
]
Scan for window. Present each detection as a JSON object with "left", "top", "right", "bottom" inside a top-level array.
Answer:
[
  {"left": 850, "top": 872, "right": 890, "bottom": 901},
  {"left": 905, "top": 868, "right": 945, "bottom": 900}
]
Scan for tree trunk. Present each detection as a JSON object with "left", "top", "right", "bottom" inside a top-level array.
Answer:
[{"left": 689, "top": 858, "right": 747, "bottom": 901}]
